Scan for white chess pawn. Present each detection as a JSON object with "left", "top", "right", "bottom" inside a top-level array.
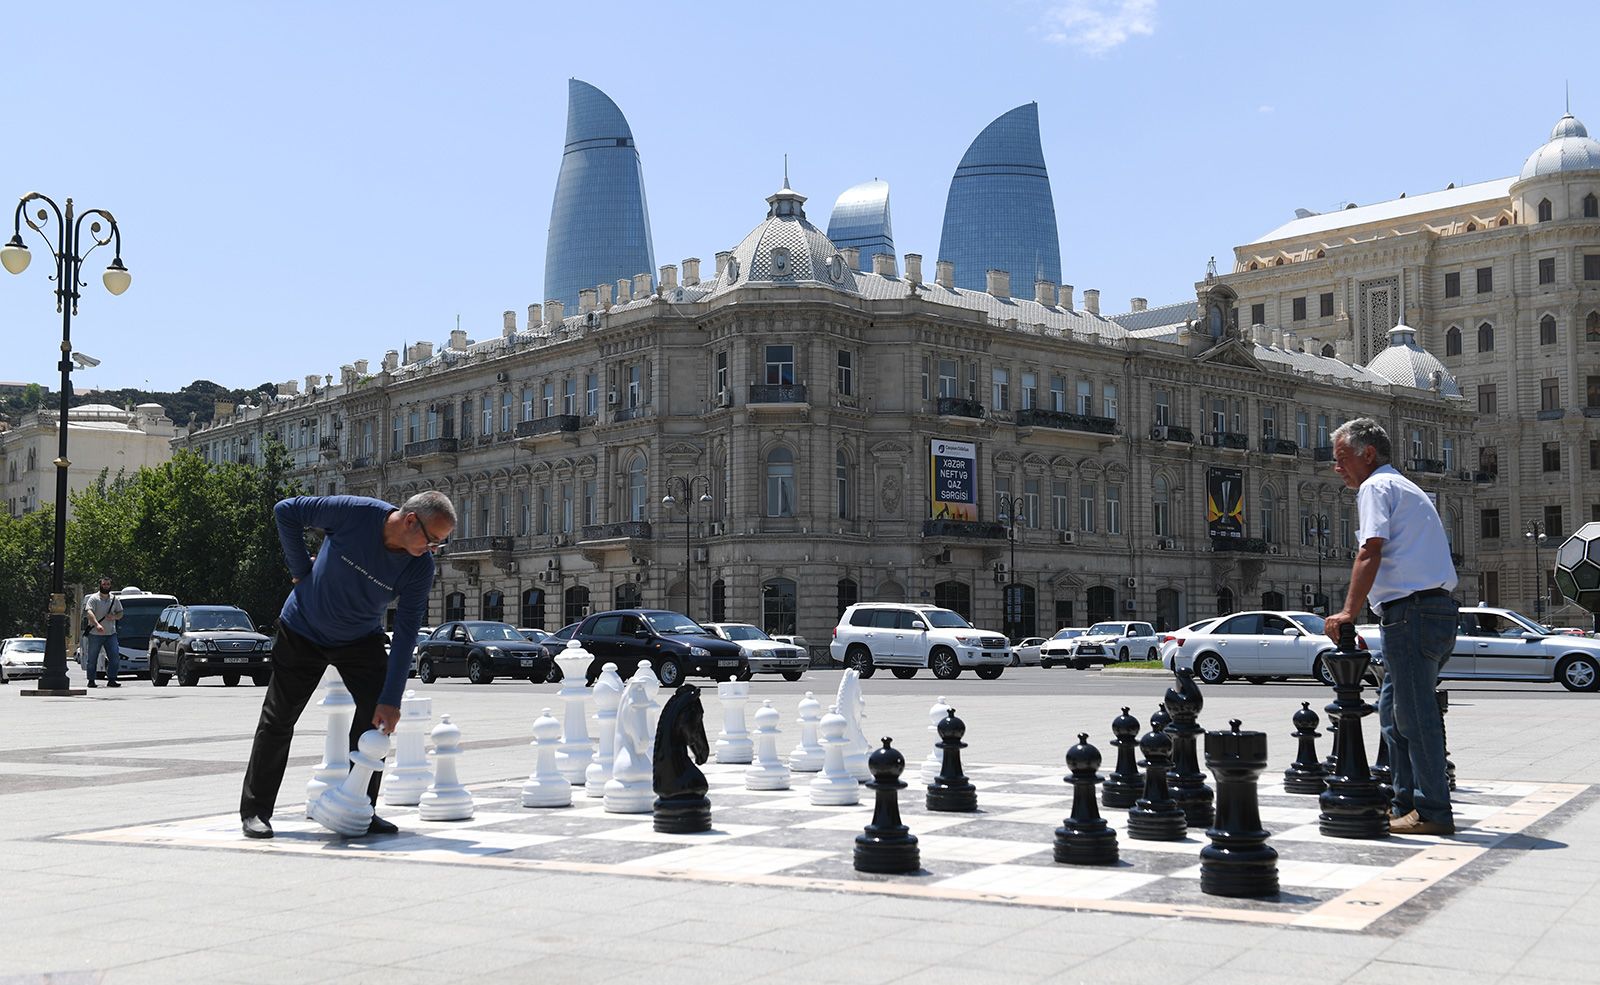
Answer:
[
  {"left": 715, "top": 680, "right": 753, "bottom": 764},
  {"left": 604, "top": 679, "right": 654, "bottom": 814},
  {"left": 809, "top": 705, "right": 859, "bottom": 806},
  {"left": 554, "top": 641, "right": 595, "bottom": 785},
  {"left": 836, "top": 670, "right": 871, "bottom": 783},
  {"left": 788, "top": 691, "right": 824, "bottom": 772},
  {"left": 921, "top": 695, "right": 950, "bottom": 786},
  {"left": 310, "top": 729, "right": 388, "bottom": 837},
  {"left": 585, "top": 662, "right": 625, "bottom": 798},
  {"left": 382, "top": 689, "right": 434, "bottom": 806},
  {"left": 634, "top": 660, "right": 662, "bottom": 747},
  {"left": 419, "top": 714, "right": 474, "bottom": 821},
  {"left": 522, "top": 708, "right": 571, "bottom": 808},
  {"left": 746, "top": 700, "right": 791, "bottom": 791},
  {"left": 305, "top": 671, "right": 355, "bottom": 817}
]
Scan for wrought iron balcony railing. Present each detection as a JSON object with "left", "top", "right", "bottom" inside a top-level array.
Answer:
[
  {"left": 935, "top": 396, "right": 985, "bottom": 418},
  {"left": 1015, "top": 407, "right": 1117, "bottom": 435}
]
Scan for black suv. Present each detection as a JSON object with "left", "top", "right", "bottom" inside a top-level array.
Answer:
[
  {"left": 149, "top": 604, "right": 274, "bottom": 687},
  {"left": 570, "top": 609, "right": 747, "bottom": 687}
]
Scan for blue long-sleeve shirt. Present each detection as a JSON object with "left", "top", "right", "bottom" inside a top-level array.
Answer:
[{"left": 275, "top": 495, "right": 435, "bottom": 706}]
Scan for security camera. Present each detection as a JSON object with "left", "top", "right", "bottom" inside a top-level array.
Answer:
[{"left": 71, "top": 352, "right": 101, "bottom": 369}]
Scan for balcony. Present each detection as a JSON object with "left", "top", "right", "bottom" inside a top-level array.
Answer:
[
  {"left": 1408, "top": 458, "right": 1447, "bottom": 475},
  {"left": 1261, "top": 437, "right": 1300, "bottom": 457},
  {"left": 1210, "top": 536, "right": 1269, "bottom": 555},
  {"left": 515, "top": 414, "right": 581, "bottom": 448},
  {"left": 236, "top": 453, "right": 256, "bottom": 467},
  {"left": 402, "top": 436, "right": 458, "bottom": 470},
  {"left": 935, "top": 397, "right": 986, "bottom": 420},
  {"left": 921, "top": 519, "right": 1009, "bottom": 541},
  {"left": 580, "top": 521, "right": 654, "bottom": 543},
  {"left": 1014, "top": 407, "right": 1120, "bottom": 449},
  {"left": 747, "top": 383, "right": 810, "bottom": 419},
  {"left": 1202, "top": 431, "right": 1249, "bottom": 452},
  {"left": 318, "top": 436, "right": 339, "bottom": 460},
  {"left": 612, "top": 404, "right": 649, "bottom": 424},
  {"left": 1149, "top": 425, "right": 1195, "bottom": 444},
  {"left": 442, "top": 536, "right": 513, "bottom": 559},
  {"left": 1472, "top": 470, "right": 1497, "bottom": 483},
  {"left": 1313, "top": 445, "right": 1335, "bottom": 462},
  {"left": 346, "top": 455, "right": 374, "bottom": 471}
]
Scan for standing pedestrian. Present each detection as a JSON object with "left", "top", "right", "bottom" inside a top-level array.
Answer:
[
  {"left": 82, "top": 577, "right": 124, "bottom": 688},
  {"left": 1324, "top": 418, "right": 1458, "bottom": 836},
  {"left": 239, "top": 491, "right": 455, "bottom": 839}
]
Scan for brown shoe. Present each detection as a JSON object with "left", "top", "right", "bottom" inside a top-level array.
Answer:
[{"left": 1390, "top": 810, "right": 1455, "bottom": 836}]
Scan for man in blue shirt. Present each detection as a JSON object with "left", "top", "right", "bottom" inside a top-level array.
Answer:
[{"left": 240, "top": 491, "right": 454, "bottom": 839}]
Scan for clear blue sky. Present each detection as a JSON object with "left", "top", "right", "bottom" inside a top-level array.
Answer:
[{"left": 3, "top": 1, "right": 1594, "bottom": 392}]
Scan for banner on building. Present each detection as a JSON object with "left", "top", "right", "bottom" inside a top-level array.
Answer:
[
  {"left": 929, "top": 439, "right": 978, "bottom": 521},
  {"left": 1206, "top": 466, "right": 1244, "bottom": 540}
]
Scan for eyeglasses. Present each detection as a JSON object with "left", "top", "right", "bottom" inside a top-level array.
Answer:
[{"left": 410, "top": 512, "right": 450, "bottom": 550}]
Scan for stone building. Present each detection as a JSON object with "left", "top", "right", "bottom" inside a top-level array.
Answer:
[
  {"left": 0, "top": 403, "right": 178, "bottom": 517},
  {"left": 1220, "top": 110, "right": 1600, "bottom": 622},
  {"left": 177, "top": 182, "right": 1473, "bottom": 642}
]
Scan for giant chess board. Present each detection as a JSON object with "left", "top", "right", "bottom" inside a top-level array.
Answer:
[{"left": 63, "top": 763, "right": 1586, "bottom": 932}]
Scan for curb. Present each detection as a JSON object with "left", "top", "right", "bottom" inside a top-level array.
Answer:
[{"left": 1097, "top": 667, "right": 1174, "bottom": 676}]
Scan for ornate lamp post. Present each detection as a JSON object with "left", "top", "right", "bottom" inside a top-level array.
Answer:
[
  {"left": 996, "top": 493, "right": 1026, "bottom": 640},
  {"left": 1312, "top": 512, "right": 1331, "bottom": 615},
  {"left": 662, "top": 474, "right": 712, "bottom": 620},
  {"left": 3, "top": 193, "right": 131, "bottom": 695},
  {"left": 1526, "top": 519, "right": 1548, "bottom": 624}
]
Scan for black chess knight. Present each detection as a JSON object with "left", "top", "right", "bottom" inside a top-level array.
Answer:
[{"left": 652, "top": 685, "right": 712, "bottom": 833}]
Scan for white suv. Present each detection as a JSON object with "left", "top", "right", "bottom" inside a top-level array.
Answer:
[
  {"left": 1074, "top": 621, "right": 1160, "bottom": 663},
  {"left": 830, "top": 604, "right": 1011, "bottom": 680}
]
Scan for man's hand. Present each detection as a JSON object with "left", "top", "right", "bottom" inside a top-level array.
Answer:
[
  {"left": 1324, "top": 612, "right": 1352, "bottom": 646},
  {"left": 372, "top": 704, "right": 401, "bottom": 735}
]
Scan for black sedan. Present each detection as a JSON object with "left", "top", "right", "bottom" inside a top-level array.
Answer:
[
  {"left": 414, "top": 621, "right": 555, "bottom": 685},
  {"left": 570, "top": 609, "right": 748, "bottom": 687}
]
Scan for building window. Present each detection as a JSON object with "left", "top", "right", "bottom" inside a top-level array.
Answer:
[
  {"left": 1021, "top": 372, "right": 1037, "bottom": 410},
  {"left": 481, "top": 395, "right": 493, "bottom": 434},
  {"left": 1319, "top": 292, "right": 1334, "bottom": 317},
  {"left": 1079, "top": 481, "right": 1096, "bottom": 534},
  {"left": 1479, "top": 446, "right": 1499, "bottom": 476},
  {"left": 968, "top": 363, "right": 979, "bottom": 401},
  {"left": 835, "top": 450, "right": 850, "bottom": 519},
  {"left": 1292, "top": 297, "right": 1307, "bottom": 321},
  {"left": 1585, "top": 255, "right": 1600, "bottom": 281},
  {"left": 1151, "top": 476, "right": 1169, "bottom": 537},
  {"left": 1250, "top": 303, "right": 1265, "bottom": 325},
  {"left": 991, "top": 368, "right": 1010, "bottom": 412},
  {"left": 1154, "top": 390, "right": 1170, "bottom": 427},
  {"left": 1023, "top": 478, "right": 1041, "bottom": 528},
  {"left": 764, "top": 345, "right": 794, "bottom": 385},
  {"left": 1544, "top": 504, "right": 1564, "bottom": 539},
  {"left": 1049, "top": 376, "right": 1066, "bottom": 412},
  {"left": 935, "top": 581, "right": 973, "bottom": 622},
  {"left": 765, "top": 448, "right": 796, "bottom": 517},
  {"left": 1075, "top": 381, "right": 1092, "bottom": 416},
  {"left": 1443, "top": 437, "right": 1455, "bottom": 471},
  {"left": 710, "top": 580, "right": 726, "bottom": 623},
  {"left": 1296, "top": 410, "right": 1309, "bottom": 447},
  {"left": 1105, "top": 484, "right": 1120, "bottom": 535},
  {"left": 563, "top": 379, "right": 576, "bottom": 416},
  {"left": 1541, "top": 315, "right": 1558, "bottom": 345},
  {"left": 715, "top": 352, "right": 728, "bottom": 397},
  {"left": 761, "top": 579, "right": 797, "bottom": 636},
  {"left": 1261, "top": 404, "right": 1277, "bottom": 439},
  {"left": 1476, "top": 267, "right": 1493, "bottom": 293},
  {"left": 1588, "top": 375, "right": 1600, "bottom": 409},
  {"left": 482, "top": 590, "right": 504, "bottom": 623},
  {"left": 564, "top": 586, "right": 590, "bottom": 626},
  {"left": 1539, "top": 257, "right": 1556, "bottom": 286},
  {"left": 1481, "top": 508, "right": 1500, "bottom": 539},
  {"left": 937, "top": 359, "right": 958, "bottom": 399},
  {"left": 1538, "top": 198, "right": 1553, "bottom": 222},
  {"left": 1477, "top": 322, "right": 1495, "bottom": 352},
  {"left": 585, "top": 373, "right": 599, "bottom": 416},
  {"left": 501, "top": 391, "right": 513, "bottom": 431},
  {"left": 521, "top": 387, "right": 534, "bottom": 422},
  {"left": 1541, "top": 377, "right": 1560, "bottom": 413},
  {"left": 582, "top": 479, "right": 597, "bottom": 526},
  {"left": 520, "top": 588, "right": 545, "bottom": 631},
  {"left": 1052, "top": 480, "right": 1069, "bottom": 530},
  {"left": 920, "top": 357, "right": 929, "bottom": 400},
  {"left": 1585, "top": 193, "right": 1600, "bottom": 218},
  {"left": 836, "top": 578, "right": 858, "bottom": 619},
  {"left": 1591, "top": 440, "right": 1600, "bottom": 470},
  {"left": 1543, "top": 441, "right": 1562, "bottom": 472},
  {"left": 1102, "top": 384, "right": 1118, "bottom": 420},
  {"left": 1478, "top": 384, "right": 1497, "bottom": 415},
  {"left": 1444, "top": 272, "right": 1460, "bottom": 298},
  {"left": 444, "top": 592, "right": 466, "bottom": 623},
  {"left": 628, "top": 456, "right": 647, "bottom": 522},
  {"left": 626, "top": 366, "right": 642, "bottom": 408},
  {"left": 516, "top": 488, "right": 529, "bottom": 537},
  {"left": 836, "top": 350, "right": 853, "bottom": 396},
  {"left": 1444, "top": 326, "right": 1461, "bottom": 356},
  {"left": 540, "top": 384, "right": 554, "bottom": 419}
]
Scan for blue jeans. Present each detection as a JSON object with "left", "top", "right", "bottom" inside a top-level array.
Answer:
[
  {"left": 1378, "top": 594, "right": 1457, "bottom": 824},
  {"left": 83, "top": 633, "right": 121, "bottom": 682}
]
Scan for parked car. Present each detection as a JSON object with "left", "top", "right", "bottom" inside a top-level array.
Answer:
[
  {"left": 1449, "top": 607, "right": 1600, "bottom": 691},
  {"left": 413, "top": 621, "right": 555, "bottom": 685},
  {"left": 566, "top": 610, "right": 748, "bottom": 688},
  {"left": 517, "top": 627, "right": 550, "bottom": 643},
  {"left": 1039, "top": 628, "right": 1092, "bottom": 668},
  {"left": 829, "top": 603, "right": 1010, "bottom": 681},
  {"left": 1170, "top": 610, "right": 1373, "bottom": 685},
  {"left": 1158, "top": 619, "right": 1223, "bottom": 669},
  {"left": 536, "top": 622, "right": 582, "bottom": 664},
  {"left": 1074, "top": 621, "right": 1160, "bottom": 663},
  {"left": 77, "top": 586, "right": 176, "bottom": 681},
  {"left": 702, "top": 623, "right": 808, "bottom": 680},
  {"left": 0, "top": 636, "right": 47, "bottom": 683},
  {"left": 394, "top": 627, "right": 433, "bottom": 678},
  {"left": 1011, "top": 637, "right": 1046, "bottom": 667},
  {"left": 148, "top": 604, "right": 274, "bottom": 687}
]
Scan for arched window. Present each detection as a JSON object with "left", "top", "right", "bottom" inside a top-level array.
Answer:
[
  {"left": 1466, "top": 222, "right": 1477, "bottom": 232},
  {"left": 1004, "top": 584, "right": 1037, "bottom": 641},
  {"left": 710, "top": 579, "right": 726, "bottom": 622},
  {"left": 1151, "top": 475, "right": 1170, "bottom": 537},
  {"left": 520, "top": 588, "right": 545, "bottom": 630},
  {"left": 1086, "top": 586, "right": 1117, "bottom": 624},
  {"left": 481, "top": 589, "right": 504, "bottom": 622},
  {"left": 1155, "top": 587, "right": 1182, "bottom": 633},
  {"left": 1585, "top": 193, "right": 1598, "bottom": 218},
  {"left": 1445, "top": 326, "right": 1462, "bottom": 356},
  {"left": 1477, "top": 322, "right": 1495, "bottom": 352},
  {"left": 444, "top": 591, "right": 466, "bottom": 623},
  {"left": 1261, "top": 590, "right": 1286, "bottom": 611},
  {"left": 835, "top": 449, "right": 851, "bottom": 519},
  {"left": 761, "top": 578, "right": 797, "bottom": 636},
  {"left": 563, "top": 585, "right": 590, "bottom": 626},
  {"left": 1540, "top": 315, "right": 1557, "bottom": 346},
  {"left": 1538, "top": 198, "right": 1553, "bottom": 222},
  {"left": 765, "top": 447, "right": 795, "bottom": 517},
  {"left": 626, "top": 455, "right": 647, "bottom": 522},
  {"left": 836, "top": 578, "right": 858, "bottom": 617},
  {"left": 934, "top": 580, "right": 972, "bottom": 621},
  {"left": 614, "top": 582, "right": 641, "bottom": 609},
  {"left": 1215, "top": 586, "right": 1235, "bottom": 616},
  {"left": 1587, "top": 311, "right": 1600, "bottom": 342}
]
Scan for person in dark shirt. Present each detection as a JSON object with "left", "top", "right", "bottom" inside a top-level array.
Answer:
[{"left": 240, "top": 491, "right": 454, "bottom": 839}]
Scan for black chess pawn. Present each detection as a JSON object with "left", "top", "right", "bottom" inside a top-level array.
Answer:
[
  {"left": 1101, "top": 707, "right": 1143, "bottom": 809},
  {"left": 1371, "top": 734, "right": 1394, "bottom": 806},
  {"left": 1054, "top": 733, "right": 1119, "bottom": 865},
  {"left": 1126, "top": 727, "right": 1187, "bottom": 841},
  {"left": 926, "top": 708, "right": 978, "bottom": 812},
  {"left": 1163, "top": 668, "right": 1214, "bottom": 828},
  {"left": 855, "top": 737, "right": 921, "bottom": 874},
  {"left": 1437, "top": 688, "right": 1456, "bottom": 790},
  {"left": 1138, "top": 704, "right": 1172, "bottom": 774},
  {"left": 1322, "top": 718, "right": 1340, "bottom": 776},
  {"left": 1201, "top": 719, "right": 1279, "bottom": 898},
  {"left": 1283, "top": 701, "right": 1328, "bottom": 795},
  {"left": 1317, "top": 626, "right": 1389, "bottom": 839}
]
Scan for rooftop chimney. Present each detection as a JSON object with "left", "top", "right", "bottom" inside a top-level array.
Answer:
[
  {"left": 1335, "top": 338, "right": 1354, "bottom": 363},
  {"left": 382, "top": 351, "right": 398, "bottom": 373},
  {"left": 714, "top": 252, "right": 731, "bottom": 277},
  {"left": 1035, "top": 279, "right": 1058, "bottom": 306},
  {"left": 527, "top": 304, "right": 542, "bottom": 332},
  {"left": 986, "top": 269, "right": 1011, "bottom": 299},
  {"left": 502, "top": 310, "right": 516, "bottom": 336},
  {"left": 597, "top": 283, "right": 613, "bottom": 310},
  {"left": 279, "top": 379, "right": 299, "bottom": 396},
  {"left": 660, "top": 264, "right": 678, "bottom": 290},
  {"left": 339, "top": 365, "right": 354, "bottom": 384},
  {"left": 304, "top": 374, "right": 320, "bottom": 393},
  {"left": 1284, "top": 330, "right": 1301, "bottom": 352},
  {"left": 1083, "top": 289, "right": 1100, "bottom": 315},
  {"left": 935, "top": 260, "right": 955, "bottom": 289},
  {"left": 904, "top": 253, "right": 922, "bottom": 285},
  {"left": 683, "top": 258, "right": 701, "bottom": 286},
  {"left": 841, "top": 247, "right": 861, "bottom": 271},
  {"left": 353, "top": 359, "right": 369, "bottom": 375},
  {"left": 871, "top": 252, "right": 896, "bottom": 277},
  {"left": 544, "top": 300, "right": 563, "bottom": 327},
  {"left": 578, "top": 288, "right": 597, "bottom": 314},
  {"left": 450, "top": 329, "right": 468, "bottom": 350},
  {"left": 1130, "top": 297, "right": 1147, "bottom": 313},
  {"left": 632, "top": 272, "right": 651, "bottom": 298},
  {"left": 615, "top": 279, "right": 631, "bottom": 304},
  {"left": 1060, "top": 284, "right": 1074, "bottom": 310}
]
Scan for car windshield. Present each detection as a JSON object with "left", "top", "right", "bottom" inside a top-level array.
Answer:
[
  {"left": 1289, "top": 613, "right": 1327, "bottom": 634},
  {"left": 189, "top": 608, "right": 254, "bottom": 632},
  {"left": 1496, "top": 611, "right": 1546, "bottom": 636},
  {"left": 550, "top": 624, "right": 577, "bottom": 642},
  {"left": 4, "top": 639, "right": 46, "bottom": 654},
  {"left": 923, "top": 610, "right": 972, "bottom": 629},
  {"left": 644, "top": 613, "right": 708, "bottom": 636},
  {"left": 718, "top": 625, "right": 770, "bottom": 641},
  {"left": 466, "top": 622, "right": 523, "bottom": 642},
  {"left": 1087, "top": 623, "right": 1124, "bottom": 636},
  {"left": 1050, "top": 629, "right": 1085, "bottom": 640},
  {"left": 518, "top": 629, "right": 548, "bottom": 642},
  {"left": 117, "top": 599, "right": 174, "bottom": 637}
]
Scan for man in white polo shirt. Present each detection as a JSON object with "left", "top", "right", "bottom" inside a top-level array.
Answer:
[{"left": 1324, "top": 418, "right": 1458, "bottom": 836}]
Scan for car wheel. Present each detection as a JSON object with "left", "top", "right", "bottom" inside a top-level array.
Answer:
[
  {"left": 251, "top": 672, "right": 270, "bottom": 687},
  {"left": 1195, "top": 653, "right": 1228, "bottom": 686},
  {"left": 657, "top": 658, "right": 684, "bottom": 689},
  {"left": 222, "top": 673, "right": 240, "bottom": 687},
  {"left": 1040, "top": 659, "right": 1053, "bottom": 669},
  {"left": 930, "top": 648, "right": 961, "bottom": 680},
  {"left": 467, "top": 656, "right": 494, "bottom": 685},
  {"left": 1073, "top": 658, "right": 1089, "bottom": 670},
  {"left": 1119, "top": 646, "right": 1130, "bottom": 662},
  {"left": 151, "top": 667, "right": 169, "bottom": 687},
  {"left": 176, "top": 656, "right": 199, "bottom": 687},
  {"left": 545, "top": 663, "right": 563, "bottom": 684},
  {"left": 1556, "top": 654, "right": 1600, "bottom": 692},
  {"left": 781, "top": 671, "right": 804, "bottom": 682},
  {"left": 890, "top": 667, "right": 918, "bottom": 680},
  {"left": 974, "top": 666, "right": 1004, "bottom": 680},
  {"left": 1313, "top": 655, "right": 1336, "bottom": 687},
  {"left": 844, "top": 645, "right": 875, "bottom": 679},
  {"left": 1147, "top": 647, "right": 1158, "bottom": 660},
  {"left": 417, "top": 658, "right": 436, "bottom": 684},
  {"left": 735, "top": 667, "right": 753, "bottom": 682}
]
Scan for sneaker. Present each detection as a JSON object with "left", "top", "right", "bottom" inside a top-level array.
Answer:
[
  {"left": 367, "top": 815, "right": 399, "bottom": 836},
  {"left": 85, "top": 681, "right": 96, "bottom": 688},
  {"left": 106, "top": 681, "right": 121, "bottom": 688},
  {"left": 241, "top": 816, "right": 274, "bottom": 839},
  {"left": 1390, "top": 810, "right": 1455, "bottom": 836}
]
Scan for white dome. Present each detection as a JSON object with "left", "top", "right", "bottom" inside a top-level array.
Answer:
[
  {"left": 706, "top": 184, "right": 858, "bottom": 298},
  {"left": 1364, "top": 322, "right": 1461, "bottom": 398},
  {"left": 1519, "top": 114, "right": 1600, "bottom": 180}
]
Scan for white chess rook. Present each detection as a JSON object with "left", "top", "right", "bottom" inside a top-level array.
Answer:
[
  {"left": 715, "top": 680, "right": 753, "bottom": 764},
  {"left": 788, "top": 691, "right": 825, "bottom": 772},
  {"left": 310, "top": 729, "right": 388, "bottom": 837},
  {"left": 809, "top": 706, "right": 860, "bottom": 806},
  {"left": 522, "top": 708, "right": 572, "bottom": 808},
  {"left": 382, "top": 689, "right": 434, "bottom": 806},
  {"left": 746, "top": 700, "right": 791, "bottom": 791},
  {"left": 586, "top": 662, "right": 624, "bottom": 798},
  {"left": 554, "top": 641, "right": 595, "bottom": 785},
  {"left": 604, "top": 678, "right": 654, "bottom": 813},
  {"left": 836, "top": 669, "right": 871, "bottom": 782},
  {"left": 305, "top": 670, "right": 355, "bottom": 817},
  {"left": 419, "top": 714, "right": 475, "bottom": 821},
  {"left": 921, "top": 696, "right": 950, "bottom": 786}
]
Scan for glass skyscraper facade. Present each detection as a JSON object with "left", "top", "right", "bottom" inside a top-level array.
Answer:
[
  {"left": 936, "top": 103, "right": 1061, "bottom": 295},
  {"left": 544, "top": 79, "right": 656, "bottom": 309},
  {"left": 826, "top": 179, "right": 894, "bottom": 270}
]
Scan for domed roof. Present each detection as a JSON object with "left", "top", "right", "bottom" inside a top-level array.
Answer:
[
  {"left": 1519, "top": 113, "right": 1600, "bottom": 180},
  {"left": 1364, "top": 321, "right": 1461, "bottom": 398},
  {"left": 706, "top": 183, "right": 858, "bottom": 297}
]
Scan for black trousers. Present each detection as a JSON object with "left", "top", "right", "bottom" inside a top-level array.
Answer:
[{"left": 239, "top": 623, "right": 389, "bottom": 821}]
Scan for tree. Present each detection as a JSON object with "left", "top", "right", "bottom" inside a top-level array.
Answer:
[{"left": 0, "top": 510, "right": 53, "bottom": 638}]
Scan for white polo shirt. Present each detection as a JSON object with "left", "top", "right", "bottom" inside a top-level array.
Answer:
[{"left": 1356, "top": 464, "right": 1458, "bottom": 612}]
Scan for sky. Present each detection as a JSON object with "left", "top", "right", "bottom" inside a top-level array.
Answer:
[{"left": 2, "top": 0, "right": 1596, "bottom": 392}]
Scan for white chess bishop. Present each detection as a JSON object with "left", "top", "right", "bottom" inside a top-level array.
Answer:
[
  {"left": 745, "top": 700, "right": 790, "bottom": 791},
  {"left": 788, "top": 691, "right": 824, "bottom": 772},
  {"left": 310, "top": 729, "right": 388, "bottom": 837},
  {"left": 522, "top": 708, "right": 571, "bottom": 808}
]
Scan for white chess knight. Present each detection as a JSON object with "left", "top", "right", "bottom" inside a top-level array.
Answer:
[
  {"left": 788, "top": 691, "right": 824, "bottom": 772},
  {"left": 745, "top": 700, "right": 790, "bottom": 791},
  {"left": 921, "top": 695, "right": 950, "bottom": 786},
  {"left": 585, "top": 662, "right": 625, "bottom": 798},
  {"left": 310, "top": 729, "right": 389, "bottom": 837},
  {"left": 714, "top": 680, "right": 753, "bottom": 764},
  {"left": 809, "top": 705, "right": 859, "bottom": 806},
  {"left": 382, "top": 689, "right": 434, "bottom": 807},
  {"left": 553, "top": 640, "right": 595, "bottom": 785},
  {"left": 522, "top": 708, "right": 571, "bottom": 808},
  {"left": 603, "top": 677, "right": 654, "bottom": 813},
  {"left": 419, "top": 714, "right": 474, "bottom": 821},
  {"left": 305, "top": 670, "right": 355, "bottom": 817},
  {"left": 633, "top": 660, "right": 662, "bottom": 746},
  {"left": 835, "top": 669, "right": 871, "bottom": 782}
]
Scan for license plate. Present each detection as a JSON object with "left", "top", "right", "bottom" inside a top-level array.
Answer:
[
  {"left": 224, "top": 657, "right": 248, "bottom": 664},
  {"left": 520, "top": 659, "right": 534, "bottom": 667},
  {"left": 717, "top": 660, "right": 737, "bottom": 667}
]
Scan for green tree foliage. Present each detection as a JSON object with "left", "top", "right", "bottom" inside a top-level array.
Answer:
[{"left": 0, "top": 510, "right": 53, "bottom": 637}]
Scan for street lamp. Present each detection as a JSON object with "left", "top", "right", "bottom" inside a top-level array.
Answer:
[
  {"left": 1312, "top": 512, "right": 1331, "bottom": 615},
  {"left": 996, "top": 493, "right": 1026, "bottom": 640},
  {"left": 1526, "top": 520, "right": 1549, "bottom": 624},
  {"left": 662, "top": 474, "right": 713, "bottom": 620},
  {"left": 3, "top": 193, "right": 130, "bottom": 695}
]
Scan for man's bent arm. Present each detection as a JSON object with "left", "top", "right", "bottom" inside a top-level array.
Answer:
[{"left": 1326, "top": 538, "right": 1383, "bottom": 642}]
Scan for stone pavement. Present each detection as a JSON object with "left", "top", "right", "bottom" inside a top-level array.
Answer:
[{"left": 1, "top": 670, "right": 1596, "bottom": 985}]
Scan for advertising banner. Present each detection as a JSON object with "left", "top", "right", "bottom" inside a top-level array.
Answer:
[
  {"left": 929, "top": 439, "right": 978, "bottom": 521},
  {"left": 1206, "top": 466, "right": 1244, "bottom": 540}
]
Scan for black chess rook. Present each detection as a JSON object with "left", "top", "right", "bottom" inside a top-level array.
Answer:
[
  {"left": 1053, "top": 733, "right": 1119, "bottom": 866},
  {"left": 1126, "top": 726, "right": 1186, "bottom": 841},
  {"left": 1317, "top": 626, "right": 1389, "bottom": 839},
  {"left": 926, "top": 708, "right": 978, "bottom": 813},
  {"left": 854, "top": 737, "right": 921, "bottom": 874},
  {"left": 1163, "top": 668, "right": 1215, "bottom": 828},
  {"left": 1283, "top": 701, "right": 1328, "bottom": 795},
  {"left": 1201, "top": 719, "right": 1279, "bottom": 899},
  {"left": 1100, "top": 707, "right": 1143, "bottom": 810}
]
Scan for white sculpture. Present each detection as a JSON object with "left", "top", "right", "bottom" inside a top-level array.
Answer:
[
  {"left": 382, "top": 688, "right": 434, "bottom": 806},
  {"left": 603, "top": 678, "right": 654, "bottom": 813},
  {"left": 788, "top": 691, "right": 824, "bottom": 772},
  {"left": 554, "top": 640, "right": 595, "bottom": 784},
  {"left": 809, "top": 705, "right": 859, "bottom": 806},
  {"left": 585, "top": 662, "right": 624, "bottom": 798},
  {"left": 419, "top": 714, "right": 474, "bottom": 821},
  {"left": 921, "top": 695, "right": 950, "bottom": 786},
  {"left": 714, "top": 679, "right": 753, "bottom": 764},
  {"left": 836, "top": 669, "right": 871, "bottom": 782},
  {"left": 522, "top": 708, "right": 571, "bottom": 808},
  {"left": 305, "top": 670, "right": 354, "bottom": 817},
  {"left": 310, "top": 729, "right": 387, "bottom": 837},
  {"left": 745, "top": 700, "right": 791, "bottom": 791}
]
